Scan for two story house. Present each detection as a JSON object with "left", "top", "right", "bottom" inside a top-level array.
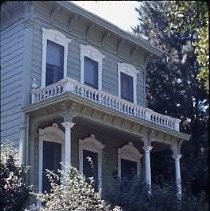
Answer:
[{"left": 1, "top": 1, "right": 190, "bottom": 196}]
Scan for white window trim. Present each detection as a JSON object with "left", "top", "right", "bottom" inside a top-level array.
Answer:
[
  {"left": 118, "top": 142, "right": 142, "bottom": 179},
  {"left": 41, "top": 28, "right": 71, "bottom": 87},
  {"left": 118, "top": 62, "right": 138, "bottom": 104},
  {"left": 79, "top": 134, "right": 105, "bottom": 191},
  {"left": 80, "top": 44, "right": 105, "bottom": 91},
  {"left": 38, "top": 123, "right": 65, "bottom": 194}
]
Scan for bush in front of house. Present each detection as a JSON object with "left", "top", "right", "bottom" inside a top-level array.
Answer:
[
  {"left": 35, "top": 164, "right": 121, "bottom": 211},
  {"left": 106, "top": 176, "right": 208, "bottom": 211},
  {"left": 0, "top": 142, "right": 31, "bottom": 211}
]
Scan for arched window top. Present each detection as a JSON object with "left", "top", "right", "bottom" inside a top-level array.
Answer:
[
  {"left": 42, "top": 28, "right": 71, "bottom": 46},
  {"left": 79, "top": 134, "right": 105, "bottom": 152},
  {"left": 80, "top": 44, "right": 105, "bottom": 61},
  {"left": 118, "top": 62, "right": 138, "bottom": 77},
  {"left": 118, "top": 142, "right": 142, "bottom": 162},
  {"left": 39, "top": 123, "right": 64, "bottom": 143}
]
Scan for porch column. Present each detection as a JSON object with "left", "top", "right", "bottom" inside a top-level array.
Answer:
[
  {"left": 143, "top": 145, "right": 153, "bottom": 186},
  {"left": 172, "top": 153, "right": 182, "bottom": 196},
  {"left": 61, "top": 122, "right": 75, "bottom": 165},
  {"left": 19, "top": 124, "right": 26, "bottom": 165}
]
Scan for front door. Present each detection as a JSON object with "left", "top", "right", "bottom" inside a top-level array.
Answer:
[{"left": 42, "top": 141, "right": 62, "bottom": 193}]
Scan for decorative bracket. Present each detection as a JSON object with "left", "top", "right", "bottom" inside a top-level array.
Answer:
[
  {"left": 50, "top": 6, "right": 60, "bottom": 22},
  {"left": 130, "top": 46, "right": 139, "bottom": 57},
  {"left": 68, "top": 14, "right": 78, "bottom": 31},
  {"left": 117, "top": 38, "right": 125, "bottom": 52},
  {"left": 86, "top": 23, "right": 95, "bottom": 37},
  {"left": 101, "top": 31, "right": 111, "bottom": 46}
]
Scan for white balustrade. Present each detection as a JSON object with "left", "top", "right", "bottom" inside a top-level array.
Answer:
[{"left": 31, "top": 77, "right": 180, "bottom": 131}]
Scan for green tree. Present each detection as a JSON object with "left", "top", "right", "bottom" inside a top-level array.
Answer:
[
  {"left": 169, "top": 1, "right": 209, "bottom": 92},
  {"left": 133, "top": 1, "right": 209, "bottom": 198}
]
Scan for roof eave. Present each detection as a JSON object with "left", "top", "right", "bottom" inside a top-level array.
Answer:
[{"left": 55, "top": 1, "right": 163, "bottom": 57}]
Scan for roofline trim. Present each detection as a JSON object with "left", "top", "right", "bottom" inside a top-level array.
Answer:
[{"left": 55, "top": 1, "right": 164, "bottom": 57}]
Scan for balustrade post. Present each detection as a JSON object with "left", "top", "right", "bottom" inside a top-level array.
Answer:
[
  {"left": 63, "top": 79, "right": 73, "bottom": 93},
  {"left": 174, "top": 119, "right": 181, "bottom": 131},
  {"left": 145, "top": 108, "right": 151, "bottom": 121}
]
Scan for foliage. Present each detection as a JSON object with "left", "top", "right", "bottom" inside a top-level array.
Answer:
[
  {"left": 133, "top": 0, "right": 209, "bottom": 198},
  {"left": 0, "top": 142, "right": 31, "bottom": 211},
  {"left": 34, "top": 164, "right": 120, "bottom": 211},
  {"left": 107, "top": 177, "right": 208, "bottom": 211},
  {"left": 169, "top": 1, "right": 209, "bottom": 92}
]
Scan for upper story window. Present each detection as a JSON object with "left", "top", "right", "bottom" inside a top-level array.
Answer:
[
  {"left": 80, "top": 45, "right": 105, "bottom": 91},
  {"left": 42, "top": 28, "right": 71, "bottom": 87},
  {"left": 118, "top": 63, "right": 138, "bottom": 104},
  {"left": 46, "top": 41, "right": 64, "bottom": 86},
  {"left": 84, "top": 56, "right": 98, "bottom": 89}
]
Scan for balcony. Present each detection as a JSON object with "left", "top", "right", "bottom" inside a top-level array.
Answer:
[{"left": 31, "top": 77, "right": 181, "bottom": 132}]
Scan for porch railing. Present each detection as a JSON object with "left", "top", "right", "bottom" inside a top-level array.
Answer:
[{"left": 31, "top": 78, "right": 181, "bottom": 131}]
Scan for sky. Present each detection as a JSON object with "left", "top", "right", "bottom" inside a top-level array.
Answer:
[{"left": 71, "top": 1, "right": 140, "bottom": 32}]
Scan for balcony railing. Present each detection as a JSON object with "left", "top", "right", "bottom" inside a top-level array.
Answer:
[{"left": 31, "top": 78, "right": 181, "bottom": 131}]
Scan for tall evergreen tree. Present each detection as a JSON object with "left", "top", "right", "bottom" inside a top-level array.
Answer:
[{"left": 133, "top": 1, "right": 209, "bottom": 197}]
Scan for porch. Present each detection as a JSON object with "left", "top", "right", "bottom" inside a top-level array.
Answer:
[{"left": 22, "top": 80, "right": 190, "bottom": 194}]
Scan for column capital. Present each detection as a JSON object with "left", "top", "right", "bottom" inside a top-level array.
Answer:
[
  {"left": 143, "top": 145, "right": 153, "bottom": 152},
  {"left": 62, "top": 121, "right": 75, "bottom": 129},
  {"left": 172, "top": 154, "right": 182, "bottom": 160}
]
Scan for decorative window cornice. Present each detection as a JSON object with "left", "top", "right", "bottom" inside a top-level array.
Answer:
[
  {"left": 80, "top": 44, "right": 105, "bottom": 91},
  {"left": 118, "top": 142, "right": 142, "bottom": 179},
  {"left": 79, "top": 134, "right": 104, "bottom": 191}
]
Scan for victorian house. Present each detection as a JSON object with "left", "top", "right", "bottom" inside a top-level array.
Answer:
[{"left": 1, "top": 1, "right": 190, "bottom": 196}]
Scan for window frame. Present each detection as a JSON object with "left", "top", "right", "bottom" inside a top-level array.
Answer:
[
  {"left": 118, "top": 142, "right": 142, "bottom": 179},
  {"left": 80, "top": 44, "right": 105, "bottom": 91},
  {"left": 118, "top": 62, "right": 138, "bottom": 104},
  {"left": 79, "top": 134, "right": 105, "bottom": 191},
  {"left": 41, "top": 28, "right": 71, "bottom": 87},
  {"left": 38, "top": 123, "right": 65, "bottom": 194}
]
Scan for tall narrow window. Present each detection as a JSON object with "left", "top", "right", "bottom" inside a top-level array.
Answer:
[
  {"left": 46, "top": 41, "right": 64, "bottom": 86},
  {"left": 118, "top": 63, "right": 138, "bottom": 104},
  {"left": 42, "top": 28, "right": 71, "bottom": 87},
  {"left": 80, "top": 45, "right": 105, "bottom": 91},
  {"left": 83, "top": 149, "right": 99, "bottom": 191},
  {"left": 84, "top": 56, "right": 98, "bottom": 89},
  {"left": 121, "top": 158, "right": 137, "bottom": 179},
  {"left": 79, "top": 134, "right": 105, "bottom": 191},
  {"left": 120, "top": 72, "right": 133, "bottom": 102},
  {"left": 42, "top": 141, "right": 61, "bottom": 193},
  {"left": 118, "top": 142, "right": 142, "bottom": 179}
]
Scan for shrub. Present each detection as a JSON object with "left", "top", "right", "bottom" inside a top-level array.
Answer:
[
  {"left": 35, "top": 164, "right": 121, "bottom": 211},
  {"left": 106, "top": 176, "right": 208, "bottom": 211},
  {"left": 0, "top": 142, "right": 31, "bottom": 211}
]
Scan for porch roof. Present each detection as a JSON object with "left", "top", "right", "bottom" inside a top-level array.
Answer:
[{"left": 23, "top": 92, "right": 190, "bottom": 142}]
